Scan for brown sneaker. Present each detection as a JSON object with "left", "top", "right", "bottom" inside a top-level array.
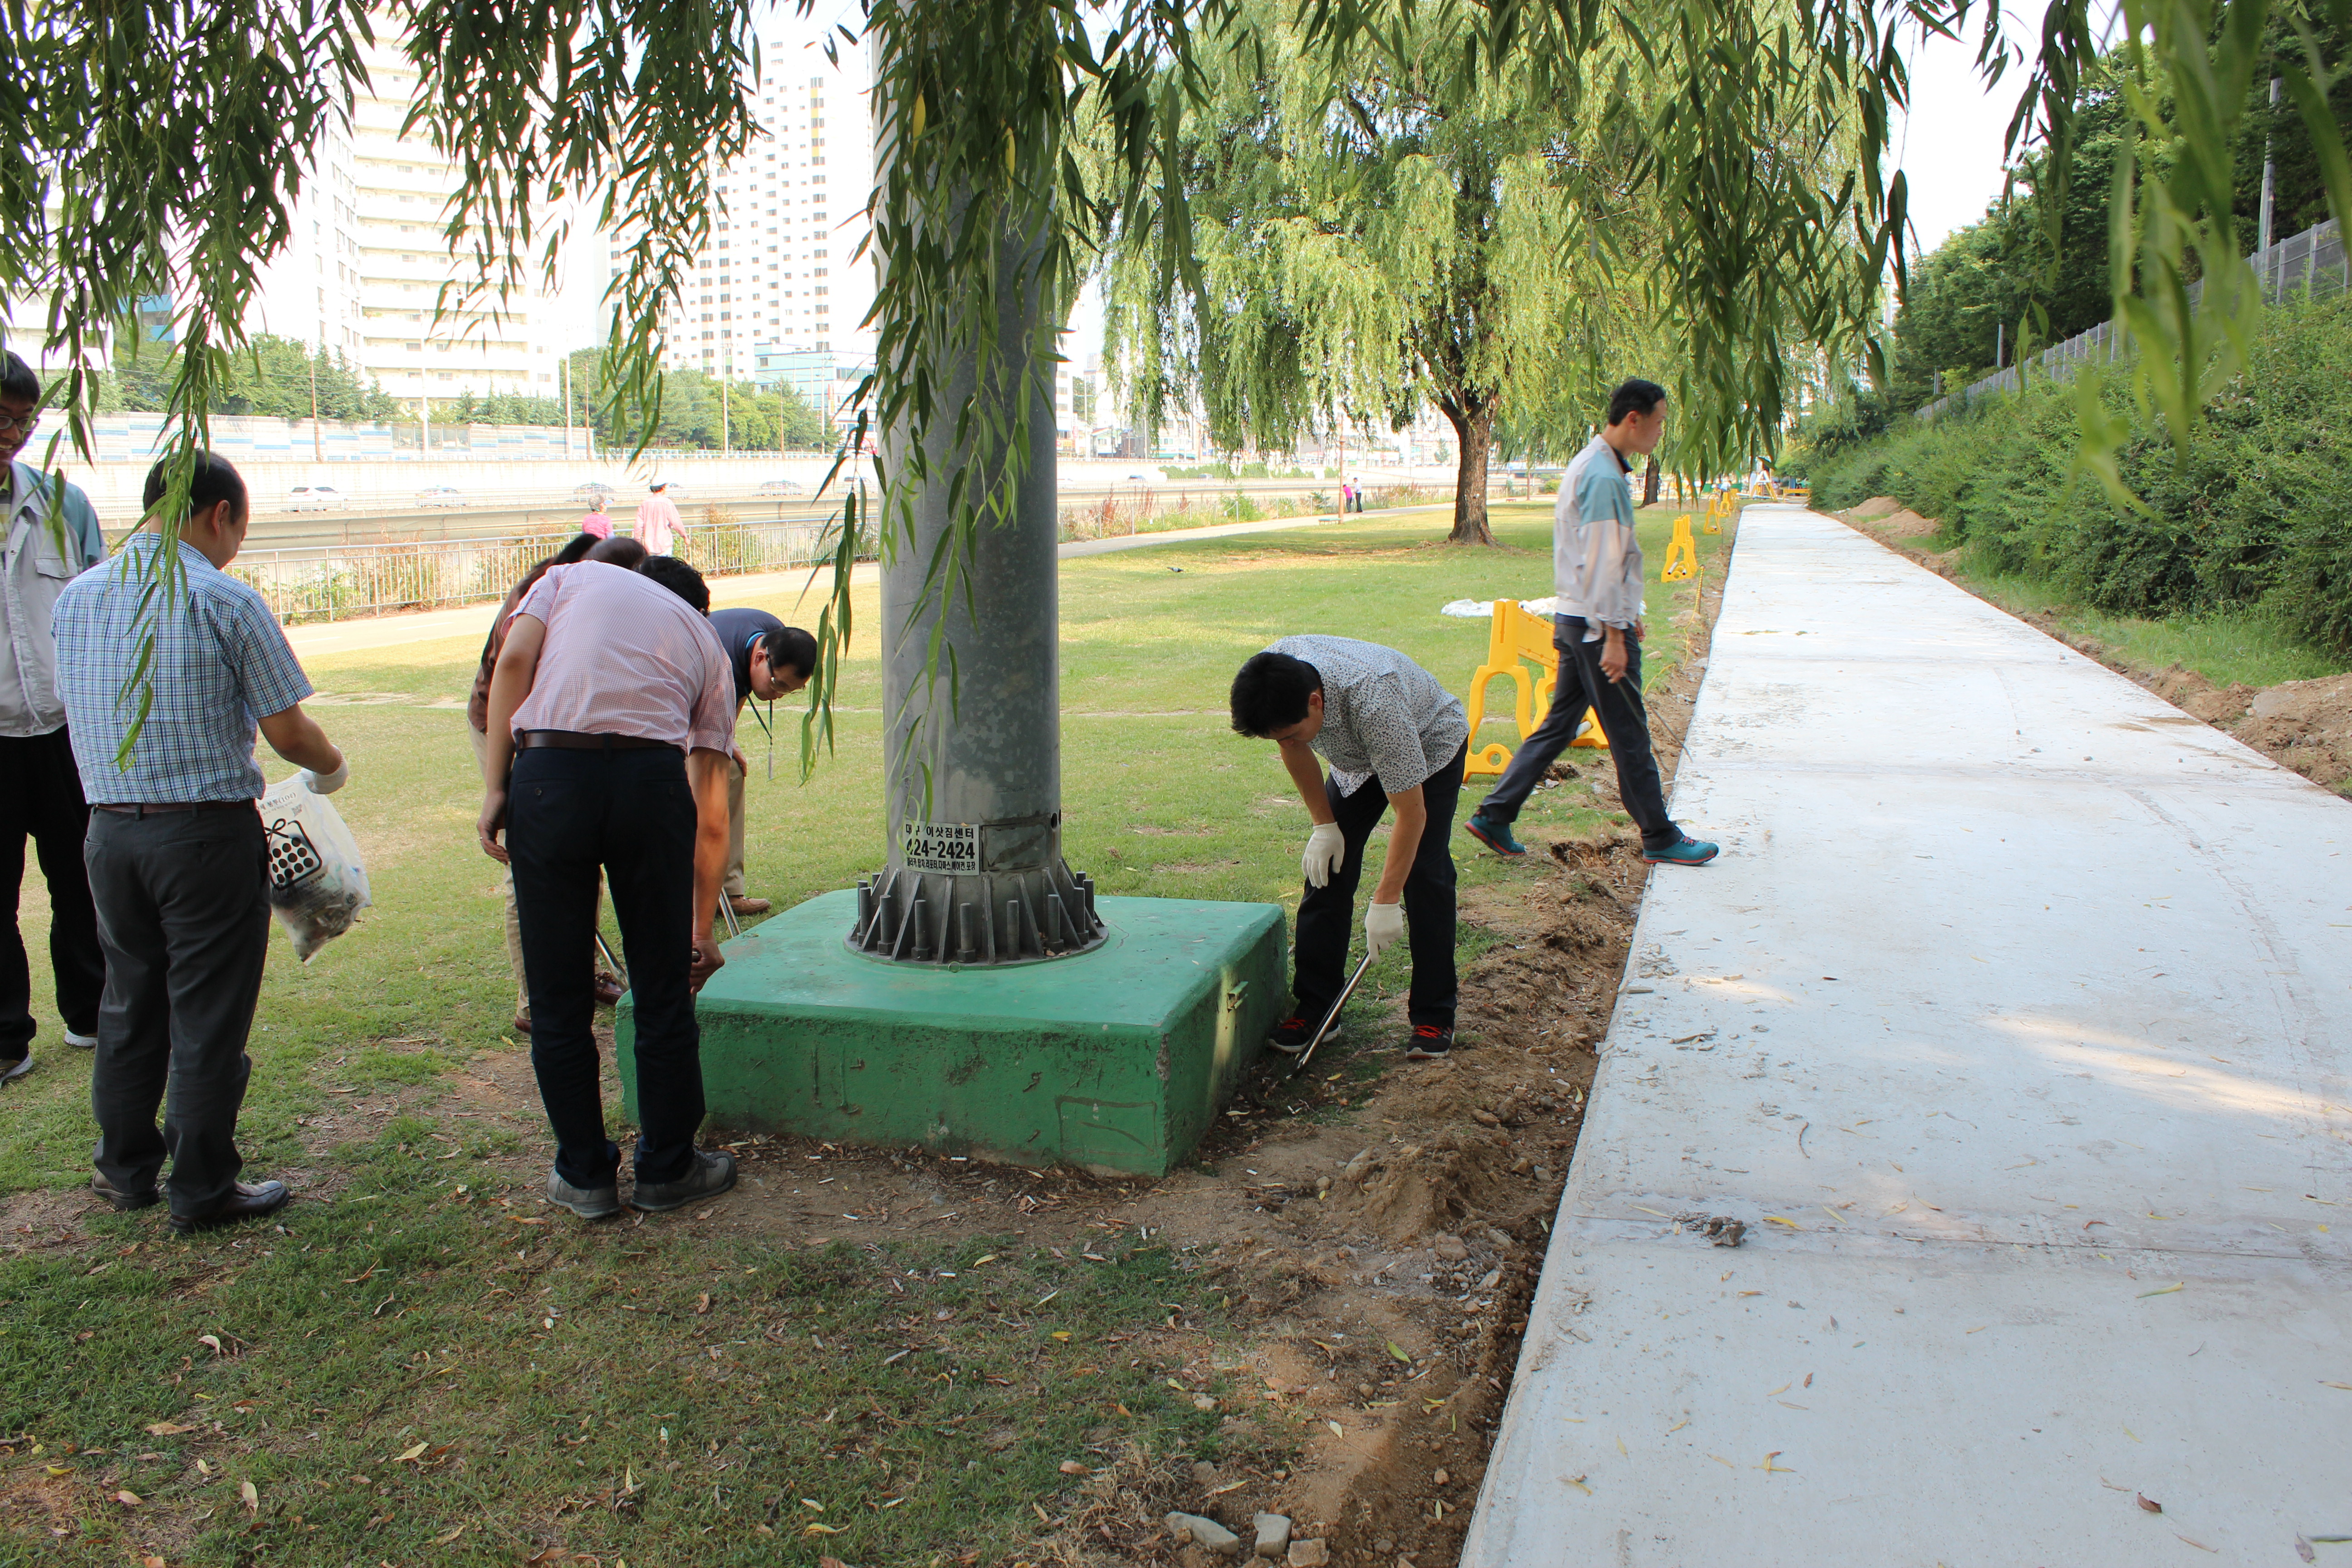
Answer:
[
  {"left": 726, "top": 895, "right": 771, "bottom": 916},
  {"left": 593, "top": 972, "right": 626, "bottom": 1007},
  {"left": 511, "top": 1011, "right": 533, "bottom": 1036}
]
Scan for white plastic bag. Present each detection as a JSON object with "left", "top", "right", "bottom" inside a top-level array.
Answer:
[{"left": 259, "top": 773, "right": 372, "bottom": 962}]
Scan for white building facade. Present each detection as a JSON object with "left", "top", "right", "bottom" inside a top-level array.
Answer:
[
  {"left": 247, "top": 30, "right": 587, "bottom": 409},
  {"left": 649, "top": 26, "right": 878, "bottom": 384}
]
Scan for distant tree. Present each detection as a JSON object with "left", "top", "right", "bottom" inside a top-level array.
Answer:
[{"left": 100, "top": 332, "right": 398, "bottom": 421}]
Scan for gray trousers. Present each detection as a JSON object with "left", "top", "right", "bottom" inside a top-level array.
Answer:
[{"left": 85, "top": 806, "right": 271, "bottom": 1217}]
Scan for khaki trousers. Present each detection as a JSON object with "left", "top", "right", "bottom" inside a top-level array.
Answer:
[{"left": 724, "top": 754, "right": 748, "bottom": 898}]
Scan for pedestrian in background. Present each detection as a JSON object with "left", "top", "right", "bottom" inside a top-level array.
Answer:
[
  {"left": 0, "top": 350, "right": 106, "bottom": 1083},
  {"left": 1462, "top": 378, "right": 1717, "bottom": 867},
  {"left": 634, "top": 481, "right": 687, "bottom": 555},
  {"left": 579, "top": 497, "right": 612, "bottom": 539},
  {"left": 476, "top": 555, "right": 738, "bottom": 1220},
  {"left": 466, "top": 530, "right": 621, "bottom": 1033},
  {"left": 54, "top": 453, "right": 348, "bottom": 1231}
]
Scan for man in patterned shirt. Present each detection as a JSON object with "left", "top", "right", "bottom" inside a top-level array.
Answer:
[
  {"left": 1231, "top": 636, "right": 1469, "bottom": 1059},
  {"left": 53, "top": 454, "right": 349, "bottom": 1233}
]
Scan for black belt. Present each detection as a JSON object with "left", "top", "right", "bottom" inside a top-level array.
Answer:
[
  {"left": 93, "top": 800, "right": 256, "bottom": 816},
  {"left": 515, "top": 730, "right": 677, "bottom": 752}
]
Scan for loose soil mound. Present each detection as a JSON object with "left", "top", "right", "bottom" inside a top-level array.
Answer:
[
  {"left": 1843, "top": 495, "right": 1903, "bottom": 520},
  {"left": 1878, "top": 507, "right": 1940, "bottom": 538},
  {"left": 2237, "top": 671, "right": 2352, "bottom": 787}
]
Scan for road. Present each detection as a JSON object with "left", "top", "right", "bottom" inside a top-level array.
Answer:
[
  {"left": 1464, "top": 505, "right": 2352, "bottom": 1566},
  {"left": 237, "top": 477, "right": 1368, "bottom": 553}
]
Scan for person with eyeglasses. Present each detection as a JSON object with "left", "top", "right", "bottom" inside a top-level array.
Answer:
[
  {"left": 702, "top": 605, "right": 816, "bottom": 919},
  {"left": 0, "top": 350, "right": 107, "bottom": 1086}
]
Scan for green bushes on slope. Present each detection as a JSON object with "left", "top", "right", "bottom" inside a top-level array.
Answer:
[{"left": 1785, "top": 294, "right": 2352, "bottom": 657}]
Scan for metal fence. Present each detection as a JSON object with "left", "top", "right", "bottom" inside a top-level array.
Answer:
[
  {"left": 1916, "top": 217, "right": 2347, "bottom": 421},
  {"left": 232, "top": 514, "right": 848, "bottom": 623}
]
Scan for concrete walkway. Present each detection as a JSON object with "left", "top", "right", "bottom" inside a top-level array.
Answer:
[
  {"left": 1465, "top": 507, "right": 2352, "bottom": 1566},
  {"left": 284, "top": 508, "right": 1376, "bottom": 659}
]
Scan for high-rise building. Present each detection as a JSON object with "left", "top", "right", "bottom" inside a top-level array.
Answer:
[
  {"left": 636, "top": 29, "right": 877, "bottom": 383},
  {"left": 247, "top": 28, "right": 589, "bottom": 410}
]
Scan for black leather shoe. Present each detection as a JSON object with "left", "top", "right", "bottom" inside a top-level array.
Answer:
[
  {"left": 169, "top": 1180, "right": 290, "bottom": 1235},
  {"left": 91, "top": 1173, "right": 160, "bottom": 1212}
]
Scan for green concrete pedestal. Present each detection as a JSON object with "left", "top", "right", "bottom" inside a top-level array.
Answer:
[{"left": 616, "top": 890, "right": 1289, "bottom": 1176}]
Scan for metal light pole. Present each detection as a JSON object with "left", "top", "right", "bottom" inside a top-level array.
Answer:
[
  {"left": 2259, "top": 76, "right": 2281, "bottom": 259},
  {"left": 847, "top": 217, "right": 1101, "bottom": 966}
]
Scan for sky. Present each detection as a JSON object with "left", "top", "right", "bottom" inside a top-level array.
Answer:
[{"left": 1888, "top": 15, "right": 2045, "bottom": 259}]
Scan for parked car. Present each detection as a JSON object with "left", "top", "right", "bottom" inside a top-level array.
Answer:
[
  {"left": 287, "top": 485, "right": 348, "bottom": 511},
  {"left": 1124, "top": 472, "right": 1153, "bottom": 484},
  {"left": 756, "top": 478, "right": 805, "bottom": 497},
  {"left": 417, "top": 485, "right": 463, "bottom": 508},
  {"left": 572, "top": 482, "right": 616, "bottom": 506}
]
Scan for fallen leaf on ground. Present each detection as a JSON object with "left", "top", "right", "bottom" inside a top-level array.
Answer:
[
  {"left": 115, "top": 1490, "right": 142, "bottom": 1507},
  {"left": 392, "top": 1441, "right": 430, "bottom": 1463},
  {"left": 804, "top": 1523, "right": 842, "bottom": 1535},
  {"left": 695, "top": 1293, "right": 711, "bottom": 1314},
  {"left": 1387, "top": 1342, "right": 1413, "bottom": 1364},
  {"left": 431, "top": 1524, "right": 466, "bottom": 1546},
  {"left": 1058, "top": 1460, "right": 1089, "bottom": 1475},
  {"left": 2137, "top": 1494, "right": 2163, "bottom": 1514},
  {"left": 2138, "top": 1283, "right": 2184, "bottom": 1299},
  {"left": 144, "top": 1421, "right": 195, "bottom": 1437},
  {"left": 240, "top": 1480, "right": 259, "bottom": 1512}
]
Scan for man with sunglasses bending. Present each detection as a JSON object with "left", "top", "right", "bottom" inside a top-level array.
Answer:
[
  {"left": 0, "top": 351, "right": 107, "bottom": 1085},
  {"left": 702, "top": 606, "right": 817, "bottom": 918}
]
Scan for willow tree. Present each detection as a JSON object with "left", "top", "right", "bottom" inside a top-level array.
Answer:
[
  {"left": 1102, "top": 5, "right": 1594, "bottom": 544},
  {"left": 2, "top": 0, "right": 2346, "bottom": 730}
]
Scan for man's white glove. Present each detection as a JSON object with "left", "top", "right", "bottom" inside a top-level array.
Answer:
[
  {"left": 1364, "top": 900, "right": 1405, "bottom": 957},
  {"left": 302, "top": 757, "right": 350, "bottom": 795},
  {"left": 1301, "top": 822, "right": 1345, "bottom": 888}
]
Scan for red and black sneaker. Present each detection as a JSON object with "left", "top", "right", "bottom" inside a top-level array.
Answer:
[
  {"left": 1403, "top": 1024, "right": 1454, "bottom": 1060},
  {"left": 1268, "top": 1015, "right": 1341, "bottom": 1055}
]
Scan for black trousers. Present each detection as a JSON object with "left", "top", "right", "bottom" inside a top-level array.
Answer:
[
  {"left": 1475, "top": 615, "right": 1680, "bottom": 850},
  {"left": 1, "top": 727, "right": 104, "bottom": 1058},
  {"left": 507, "top": 746, "right": 704, "bottom": 1189},
  {"left": 85, "top": 806, "right": 272, "bottom": 1217},
  {"left": 1294, "top": 743, "right": 1465, "bottom": 1030}
]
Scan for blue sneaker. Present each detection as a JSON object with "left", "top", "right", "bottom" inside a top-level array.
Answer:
[
  {"left": 1464, "top": 811, "right": 1526, "bottom": 857},
  {"left": 1644, "top": 834, "right": 1720, "bottom": 867}
]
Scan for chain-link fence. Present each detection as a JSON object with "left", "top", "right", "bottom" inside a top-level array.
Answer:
[
  {"left": 1917, "top": 218, "right": 2347, "bottom": 421},
  {"left": 232, "top": 514, "right": 851, "bottom": 624}
]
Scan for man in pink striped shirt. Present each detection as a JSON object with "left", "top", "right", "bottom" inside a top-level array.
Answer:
[{"left": 476, "top": 558, "right": 738, "bottom": 1220}]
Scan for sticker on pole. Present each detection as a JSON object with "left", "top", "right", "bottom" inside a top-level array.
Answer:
[{"left": 902, "top": 820, "right": 978, "bottom": 873}]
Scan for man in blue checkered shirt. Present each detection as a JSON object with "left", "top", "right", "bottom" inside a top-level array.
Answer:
[{"left": 52, "top": 453, "right": 349, "bottom": 1234}]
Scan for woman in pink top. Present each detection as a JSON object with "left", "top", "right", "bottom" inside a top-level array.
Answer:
[{"left": 579, "top": 503, "right": 612, "bottom": 539}]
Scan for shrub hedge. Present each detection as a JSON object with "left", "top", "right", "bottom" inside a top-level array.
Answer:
[{"left": 1783, "top": 294, "right": 2352, "bottom": 657}]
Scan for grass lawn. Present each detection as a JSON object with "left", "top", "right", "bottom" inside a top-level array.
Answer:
[{"left": 0, "top": 500, "right": 1726, "bottom": 1566}]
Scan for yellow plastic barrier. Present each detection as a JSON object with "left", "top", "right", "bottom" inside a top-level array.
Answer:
[
  {"left": 1462, "top": 598, "right": 1606, "bottom": 779},
  {"left": 1702, "top": 489, "right": 1730, "bottom": 534},
  {"left": 1661, "top": 512, "right": 1699, "bottom": 581}
]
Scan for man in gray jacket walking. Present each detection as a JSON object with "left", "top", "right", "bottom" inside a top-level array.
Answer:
[{"left": 1462, "top": 378, "right": 1716, "bottom": 867}]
